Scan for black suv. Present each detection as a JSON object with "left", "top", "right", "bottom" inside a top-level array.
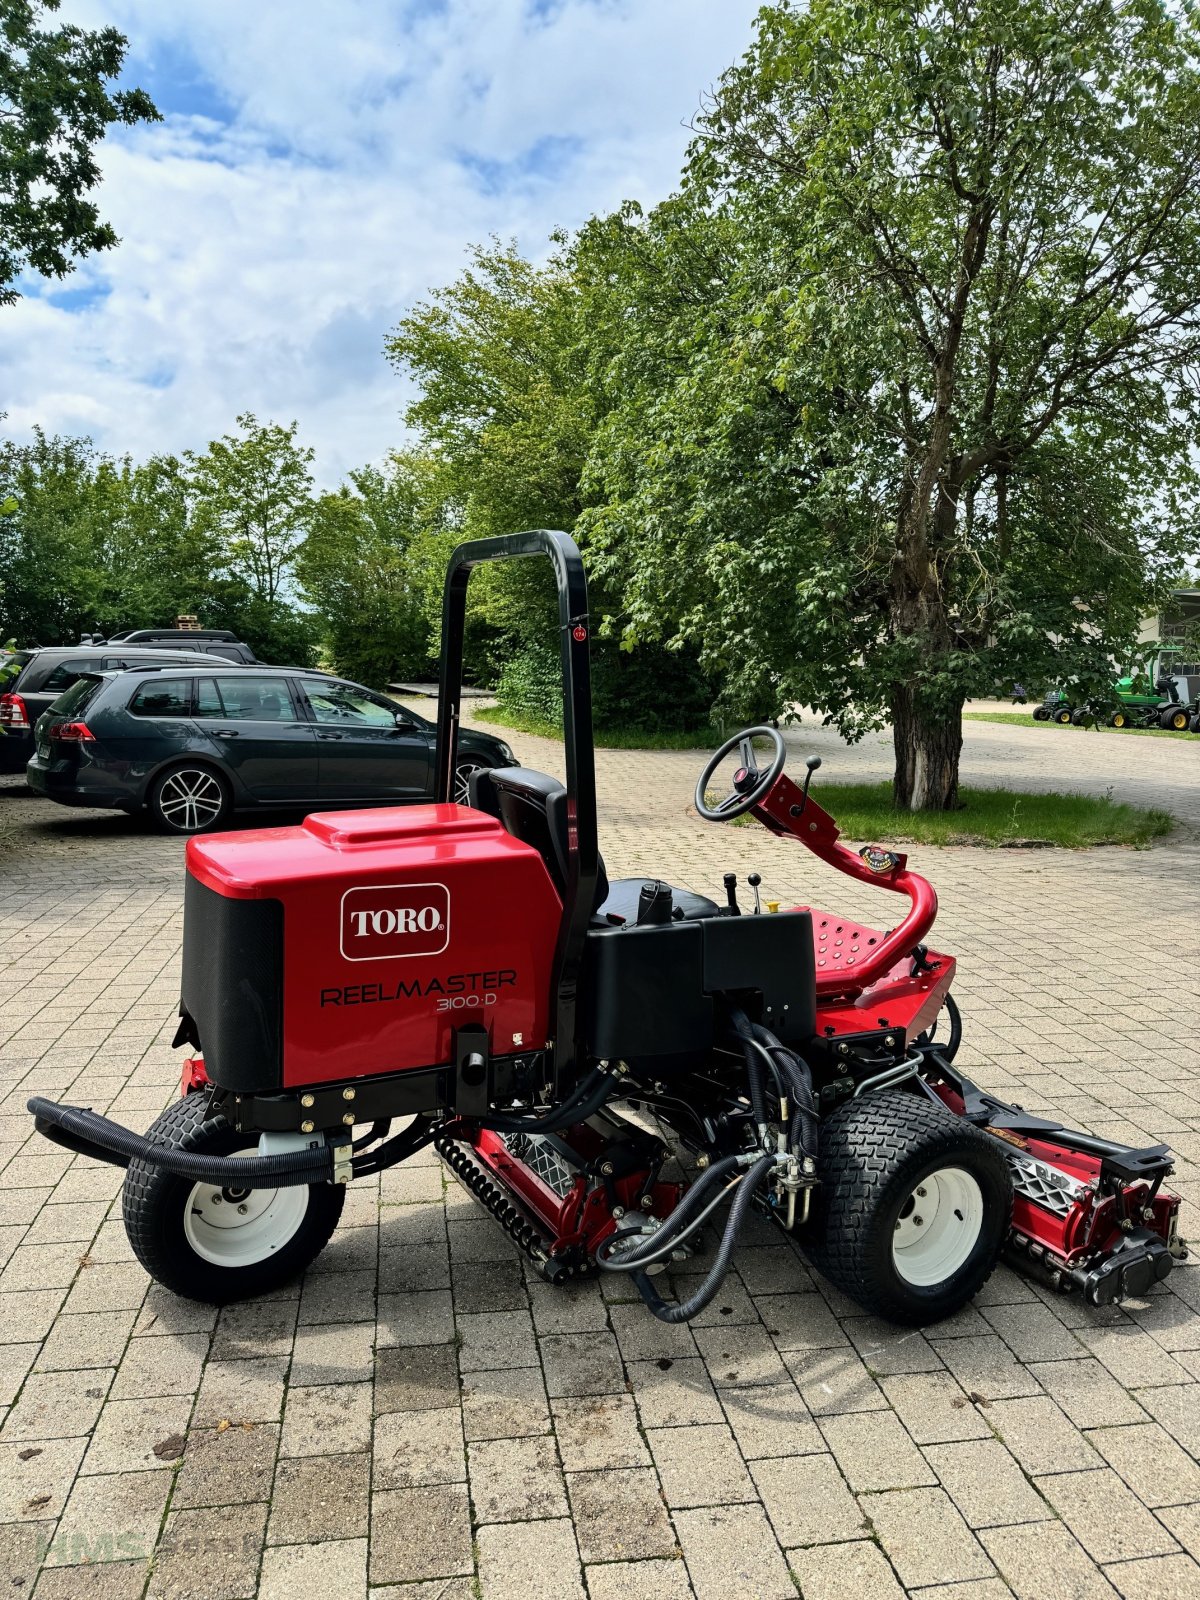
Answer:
[
  {"left": 27, "top": 665, "right": 518, "bottom": 833},
  {"left": 103, "top": 629, "right": 258, "bottom": 664},
  {"left": 1, "top": 645, "right": 232, "bottom": 776}
]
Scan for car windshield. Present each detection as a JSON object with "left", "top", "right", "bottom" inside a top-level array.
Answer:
[{"left": 48, "top": 675, "right": 104, "bottom": 717}]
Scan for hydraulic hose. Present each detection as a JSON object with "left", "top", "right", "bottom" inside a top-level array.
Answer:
[
  {"left": 749, "top": 1023, "right": 819, "bottom": 1160},
  {"left": 943, "top": 993, "right": 963, "bottom": 1062},
  {"left": 593, "top": 1154, "right": 746, "bottom": 1273},
  {"left": 351, "top": 1114, "right": 441, "bottom": 1177},
  {"left": 475, "top": 1064, "right": 618, "bottom": 1135},
  {"left": 726, "top": 1008, "right": 773, "bottom": 1144},
  {"left": 631, "top": 1153, "right": 775, "bottom": 1323},
  {"left": 28, "top": 1097, "right": 334, "bottom": 1188},
  {"left": 596, "top": 1175, "right": 745, "bottom": 1272}
]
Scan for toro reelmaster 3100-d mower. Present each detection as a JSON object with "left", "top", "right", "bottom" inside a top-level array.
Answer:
[{"left": 28, "top": 533, "right": 1187, "bottom": 1325}]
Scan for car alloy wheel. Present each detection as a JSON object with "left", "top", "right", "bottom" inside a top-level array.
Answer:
[
  {"left": 454, "top": 761, "right": 488, "bottom": 805},
  {"left": 156, "top": 767, "right": 226, "bottom": 832}
]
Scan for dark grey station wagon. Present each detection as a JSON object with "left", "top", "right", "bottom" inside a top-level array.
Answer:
[{"left": 26, "top": 666, "right": 518, "bottom": 834}]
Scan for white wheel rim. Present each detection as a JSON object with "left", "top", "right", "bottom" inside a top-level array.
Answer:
[
  {"left": 892, "top": 1166, "right": 984, "bottom": 1288},
  {"left": 183, "top": 1147, "right": 307, "bottom": 1268},
  {"left": 454, "top": 763, "right": 483, "bottom": 804},
  {"left": 159, "top": 769, "right": 224, "bottom": 831}
]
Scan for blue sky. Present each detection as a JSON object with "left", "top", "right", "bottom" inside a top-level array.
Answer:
[{"left": 2, "top": 0, "right": 761, "bottom": 485}]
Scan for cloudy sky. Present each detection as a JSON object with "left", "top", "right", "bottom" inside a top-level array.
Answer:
[{"left": 2, "top": 0, "right": 761, "bottom": 485}]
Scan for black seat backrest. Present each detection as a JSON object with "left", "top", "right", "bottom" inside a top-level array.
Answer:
[{"left": 470, "top": 767, "right": 609, "bottom": 907}]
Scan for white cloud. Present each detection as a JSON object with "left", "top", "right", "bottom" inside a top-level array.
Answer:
[{"left": 1, "top": 0, "right": 760, "bottom": 484}]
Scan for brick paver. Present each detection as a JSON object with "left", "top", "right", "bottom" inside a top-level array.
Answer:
[{"left": 2, "top": 708, "right": 1199, "bottom": 1597}]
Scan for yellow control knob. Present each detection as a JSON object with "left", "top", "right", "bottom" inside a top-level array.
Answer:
[{"left": 765, "top": 900, "right": 780, "bottom": 914}]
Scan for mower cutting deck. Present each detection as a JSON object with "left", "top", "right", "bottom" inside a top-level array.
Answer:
[{"left": 28, "top": 529, "right": 1185, "bottom": 1324}]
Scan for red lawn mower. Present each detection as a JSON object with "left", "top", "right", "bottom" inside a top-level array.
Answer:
[{"left": 28, "top": 532, "right": 1186, "bottom": 1324}]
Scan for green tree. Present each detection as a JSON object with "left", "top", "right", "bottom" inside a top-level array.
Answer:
[
  {"left": 580, "top": 0, "right": 1200, "bottom": 806},
  {"left": 297, "top": 452, "right": 443, "bottom": 687},
  {"left": 387, "top": 241, "right": 719, "bottom": 725},
  {"left": 92, "top": 453, "right": 223, "bottom": 633},
  {"left": 1, "top": 0, "right": 159, "bottom": 305},
  {"left": 187, "top": 413, "right": 314, "bottom": 606},
  {"left": 387, "top": 239, "right": 593, "bottom": 670},
  {"left": 0, "top": 427, "right": 107, "bottom": 641}
]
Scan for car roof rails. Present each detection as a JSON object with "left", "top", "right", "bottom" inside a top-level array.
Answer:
[{"left": 119, "top": 628, "right": 242, "bottom": 642}]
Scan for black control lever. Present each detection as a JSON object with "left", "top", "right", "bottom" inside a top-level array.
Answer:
[
  {"left": 723, "top": 872, "right": 741, "bottom": 916},
  {"left": 799, "top": 755, "right": 821, "bottom": 813},
  {"left": 748, "top": 872, "right": 762, "bottom": 914}
]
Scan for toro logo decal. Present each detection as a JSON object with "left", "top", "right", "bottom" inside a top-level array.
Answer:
[{"left": 339, "top": 883, "right": 450, "bottom": 962}]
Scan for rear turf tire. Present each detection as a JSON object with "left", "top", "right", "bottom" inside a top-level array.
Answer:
[
  {"left": 807, "top": 1090, "right": 1012, "bottom": 1325},
  {"left": 1055, "top": 708, "right": 1073, "bottom": 724},
  {"left": 122, "top": 1095, "right": 344, "bottom": 1304}
]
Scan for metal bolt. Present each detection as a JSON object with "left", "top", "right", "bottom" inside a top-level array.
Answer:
[
  {"left": 837, "top": 1043, "right": 849, "bottom": 1056},
  {"left": 600, "top": 1161, "right": 614, "bottom": 1176},
  {"left": 211, "top": 1194, "right": 222, "bottom": 1205},
  {"left": 640, "top": 1195, "right": 654, "bottom": 1211},
  {"left": 342, "top": 1112, "right": 354, "bottom": 1125},
  {"left": 916, "top": 1187, "right": 927, "bottom": 1197},
  {"left": 300, "top": 1093, "right": 315, "bottom": 1108},
  {"left": 695, "top": 1154, "right": 710, "bottom": 1170},
  {"left": 913, "top": 1215, "right": 923, "bottom": 1226},
  {"left": 237, "top": 1204, "right": 248, "bottom": 1215},
  {"left": 301, "top": 1120, "right": 315, "bottom": 1134},
  {"left": 894, "top": 1220, "right": 901, "bottom": 1232},
  {"left": 342, "top": 1087, "right": 355, "bottom": 1101}
]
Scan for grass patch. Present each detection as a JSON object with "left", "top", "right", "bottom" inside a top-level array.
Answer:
[
  {"left": 474, "top": 702, "right": 721, "bottom": 751},
  {"left": 812, "top": 782, "right": 1172, "bottom": 848},
  {"left": 965, "top": 711, "right": 1195, "bottom": 740}
]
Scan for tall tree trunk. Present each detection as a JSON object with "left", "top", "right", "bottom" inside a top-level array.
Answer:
[
  {"left": 890, "top": 471, "right": 964, "bottom": 811},
  {"left": 891, "top": 683, "right": 964, "bottom": 811}
]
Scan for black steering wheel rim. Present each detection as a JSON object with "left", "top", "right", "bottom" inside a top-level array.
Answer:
[{"left": 694, "top": 725, "right": 787, "bottom": 821}]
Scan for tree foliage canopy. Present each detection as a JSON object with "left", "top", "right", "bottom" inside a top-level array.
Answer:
[
  {"left": 186, "top": 413, "right": 315, "bottom": 607},
  {"left": 565, "top": 0, "right": 1200, "bottom": 800},
  {"left": 0, "top": 0, "right": 159, "bottom": 304},
  {"left": 296, "top": 452, "right": 446, "bottom": 688}
]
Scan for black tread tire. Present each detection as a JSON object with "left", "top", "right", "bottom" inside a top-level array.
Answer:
[
  {"left": 1070, "top": 709, "right": 1091, "bottom": 726},
  {"left": 1054, "top": 708, "right": 1073, "bottom": 724},
  {"left": 1031, "top": 706, "right": 1051, "bottom": 720},
  {"left": 807, "top": 1090, "right": 1012, "bottom": 1326},
  {"left": 122, "top": 1095, "right": 344, "bottom": 1304},
  {"left": 1161, "top": 708, "right": 1190, "bottom": 730},
  {"left": 147, "top": 762, "right": 232, "bottom": 835}
]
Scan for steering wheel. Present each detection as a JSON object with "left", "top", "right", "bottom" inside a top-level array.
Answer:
[{"left": 694, "top": 726, "right": 787, "bottom": 821}]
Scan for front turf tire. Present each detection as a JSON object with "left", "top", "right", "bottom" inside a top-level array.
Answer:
[
  {"left": 807, "top": 1090, "right": 1012, "bottom": 1326},
  {"left": 122, "top": 1095, "right": 344, "bottom": 1304}
]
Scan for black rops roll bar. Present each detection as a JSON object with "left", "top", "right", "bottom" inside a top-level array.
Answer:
[{"left": 435, "top": 530, "right": 599, "bottom": 1089}]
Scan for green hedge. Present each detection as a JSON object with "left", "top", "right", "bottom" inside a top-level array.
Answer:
[{"left": 497, "top": 639, "right": 717, "bottom": 732}]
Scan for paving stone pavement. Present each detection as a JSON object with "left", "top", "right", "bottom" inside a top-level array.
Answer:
[{"left": 2, "top": 711, "right": 1200, "bottom": 1598}]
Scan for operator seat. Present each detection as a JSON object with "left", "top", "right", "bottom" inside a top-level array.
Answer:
[{"left": 469, "top": 767, "right": 720, "bottom": 923}]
